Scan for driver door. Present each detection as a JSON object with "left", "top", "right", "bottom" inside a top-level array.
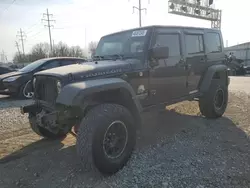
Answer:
[{"left": 148, "top": 28, "right": 188, "bottom": 104}]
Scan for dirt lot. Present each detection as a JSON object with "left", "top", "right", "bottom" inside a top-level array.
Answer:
[{"left": 0, "top": 77, "right": 250, "bottom": 188}]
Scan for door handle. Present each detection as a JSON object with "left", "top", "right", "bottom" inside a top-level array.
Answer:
[
  {"left": 178, "top": 59, "right": 185, "bottom": 66},
  {"left": 200, "top": 58, "right": 206, "bottom": 63}
]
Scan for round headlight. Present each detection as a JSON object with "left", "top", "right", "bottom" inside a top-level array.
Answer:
[
  {"left": 32, "top": 77, "right": 36, "bottom": 88},
  {"left": 56, "top": 80, "right": 62, "bottom": 93}
]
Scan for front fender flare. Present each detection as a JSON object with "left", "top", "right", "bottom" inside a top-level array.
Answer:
[{"left": 56, "top": 78, "right": 142, "bottom": 112}]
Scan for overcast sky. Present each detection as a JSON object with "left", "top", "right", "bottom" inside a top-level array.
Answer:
[{"left": 0, "top": 0, "right": 249, "bottom": 61}]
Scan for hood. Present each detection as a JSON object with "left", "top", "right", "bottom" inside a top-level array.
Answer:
[
  {"left": 0, "top": 71, "right": 25, "bottom": 81},
  {"left": 35, "top": 60, "right": 132, "bottom": 80}
]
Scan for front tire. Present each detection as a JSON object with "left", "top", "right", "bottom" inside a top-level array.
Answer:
[
  {"left": 18, "top": 80, "right": 34, "bottom": 99},
  {"left": 29, "top": 114, "right": 67, "bottom": 139},
  {"left": 199, "top": 80, "right": 228, "bottom": 118},
  {"left": 76, "top": 103, "right": 136, "bottom": 175}
]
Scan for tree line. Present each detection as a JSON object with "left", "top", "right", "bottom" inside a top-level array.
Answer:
[{"left": 14, "top": 41, "right": 98, "bottom": 63}]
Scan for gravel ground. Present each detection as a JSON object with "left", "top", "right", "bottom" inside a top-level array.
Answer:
[{"left": 0, "top": 77, "right": 250, "bottom": 188}]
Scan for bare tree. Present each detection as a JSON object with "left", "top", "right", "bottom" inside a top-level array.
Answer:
[
  {"left": 53, "top": 42, "right": 69, "bottom": 57},
  {"left": 13, "top": 52, "right": 30, "bottom": 63},
  {"left": 69, "top": 46, "right": 85, "bottom": 57},
  {"left": 30, "top": 43, "right": 50, "bottom": 61},
  {"left": 88, "top": 41, "right": 98, "bottom": 57},
  {"left": 13, "top": 52, "right": 22, "bottom": 63},
  {"left": 13, "top": 41, "right": 87, "bottom": 63}
]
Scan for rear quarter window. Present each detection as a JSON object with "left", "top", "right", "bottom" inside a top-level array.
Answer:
[{"left": 206, "top": 32, "right": 222, "bottom": 53}]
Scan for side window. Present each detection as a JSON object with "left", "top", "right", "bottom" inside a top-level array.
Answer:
[
  {"left": 130, "top": 41, "right": 145, "bottom": 53},
  {"left": 61, "top": 60, "right": 76, "bottom": 66},
  {"left": 206, "top": 32, "right": 222, "bottom": 53},
  {"left": 42, "top": 60, "right": 60, "bottom": 70},
  {"left": 185, "top": 34, "right": 204, "bottom": 54},
  {"left": 154, "top": 34, "right": 181, "bottom": 56}
]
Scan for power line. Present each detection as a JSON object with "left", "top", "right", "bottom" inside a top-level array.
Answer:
[
  {"left": 132, "top": 0, "right": 149, "bottom": 27},
  {"left": 25, "top": 23, "right": 41, "bottom": 34},
  {"left": 0, "top": 0, "right": 17, "bottom": 18},
  {"left": 28, "top": 29, "right": 45, "bottom": 39},
  {"left": 42, "top": 8, "right": 55, "bottom": 55},
  {"left": 16, "top": 28, "right": 26, "bottom": 55}
]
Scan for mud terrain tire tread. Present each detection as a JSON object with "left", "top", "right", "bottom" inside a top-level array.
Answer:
[
  {"left": 76, "top": 103, "right": 136, "bottom": 175},
  {"left": 199, "top": 80, "right": 228, "bottom": 118}
]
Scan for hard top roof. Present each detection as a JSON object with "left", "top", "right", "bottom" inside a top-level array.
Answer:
[
  {"left": 39, "top": 56, "right": 86, "bottom": 62},
  {"left": 102, "top": 25, "right": 220, "bottom": 37}
]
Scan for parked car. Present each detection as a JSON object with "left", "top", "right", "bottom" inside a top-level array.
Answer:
[
  {"left": 243, "top": 64, "right": 250, "bottom": 74},
  {"left": 225, "top": 55, "right": 246, "bottom": 76},
  {"left": 21, "top": 25, "right": 229, "bottom": 175},
  {"left": 0, "top": 66, "right": 15, "bottom": 75},
  {"left": 0, "top": 57, "right": 87, "bottom": 98}
]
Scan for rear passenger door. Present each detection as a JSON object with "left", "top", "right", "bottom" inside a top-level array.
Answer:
[{"left": 183, "top": 29, "right": 206, "bottom": 93}]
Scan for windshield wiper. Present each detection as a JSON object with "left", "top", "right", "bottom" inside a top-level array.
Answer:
[
  {"left": 108, "top": 54, "right": 124, "bottom": 60},
  {"left": 93, "top": 55, "right": 105, "bottom": 61},
  {"left": 93, "top": 54, "right": 124, "bottom": 61}
]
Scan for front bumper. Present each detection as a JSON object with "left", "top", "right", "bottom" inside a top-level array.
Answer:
[
  {"left": 20, "top": 100, "right": 55, "bottom": 114},
  {"left": 21, "top": 100, "right": 81, "bottom": 133},
  {"left": 20, "top": 102, "right": 59, "bottom": 127},
  {"left": 0, "top": 81, "right": 20, "bottom": 94},
  {"left": 0, "top": 89, "right": 12, "bottom": 95}
]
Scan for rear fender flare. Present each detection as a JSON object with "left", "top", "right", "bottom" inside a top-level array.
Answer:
[{"left": 199, "top": 64, "right": 228, "bottom": 93}]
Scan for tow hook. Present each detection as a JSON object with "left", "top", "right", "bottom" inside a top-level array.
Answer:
[{"left": 20, "top": 104, "right": 37, "bottom": 114}]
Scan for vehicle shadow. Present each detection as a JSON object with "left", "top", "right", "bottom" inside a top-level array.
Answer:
[
  {"left": 0, "top": 109, "right": 249, "bottom": 188},
  {"left": 0, "top": 137, "right": 65, "bottom": 164}
]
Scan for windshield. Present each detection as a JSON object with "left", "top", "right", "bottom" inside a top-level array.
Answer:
[
  {"left": 94, "top": 29, "right": 150, "bottom": 59},
  {"left": 18, "top": 59, "right": 46, "bottom": 72}
]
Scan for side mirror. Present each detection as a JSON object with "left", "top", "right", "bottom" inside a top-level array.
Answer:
[{"left": 149, "top": 46, "right": 169, "bottom": 59}]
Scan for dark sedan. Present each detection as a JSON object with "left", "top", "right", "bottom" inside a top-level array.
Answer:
[
  {"left": 0, "top": 57, "right": 87, "bottom": 99},
  {"left": 0, "top": 66, "right": 15, "bottom": 75}
]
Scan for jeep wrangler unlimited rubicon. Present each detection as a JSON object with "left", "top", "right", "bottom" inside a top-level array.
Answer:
[{"left": 21, "top": 25, "right": 230, "bottom": 175}]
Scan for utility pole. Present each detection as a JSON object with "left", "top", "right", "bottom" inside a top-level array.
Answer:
[
  {"left": 85, "top": 28, "right": 87, "bottom": 49},
  {"left": 0, "top": 50, "right": 7, "bottom": 63},
  {"left": 0, "top": 51, "right": 4, "bottom": 62},
  {"left": 16, "top": 28, "right": 26, "bottom": 55},
  {"left": 42, "top": 8, "right": 55, "bottom": 55},
  {"left": 15, "top": 41, "right": 21, "bottom": 59},
  {"left": 132, "top": 0, "right": 149, "bottom": 27}
]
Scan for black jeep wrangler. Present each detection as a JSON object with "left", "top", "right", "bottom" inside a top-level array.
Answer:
[{"left": 21, "top": 25, "right": 230, "bottom": 175}]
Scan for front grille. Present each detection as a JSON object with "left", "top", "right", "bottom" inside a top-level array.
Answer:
[{"left": 34, "top": 76, "right": 58, "bottom": 104}]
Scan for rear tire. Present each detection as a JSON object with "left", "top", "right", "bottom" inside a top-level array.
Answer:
[
  {"left": 199, "top": 80, "right": 228, "bottom": 118},
  {"left": 76, "top": 103, "right": 136, "bottom": 175},
  {"left": 29, "top": 114, "right": 67, "bottom": 139}
]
